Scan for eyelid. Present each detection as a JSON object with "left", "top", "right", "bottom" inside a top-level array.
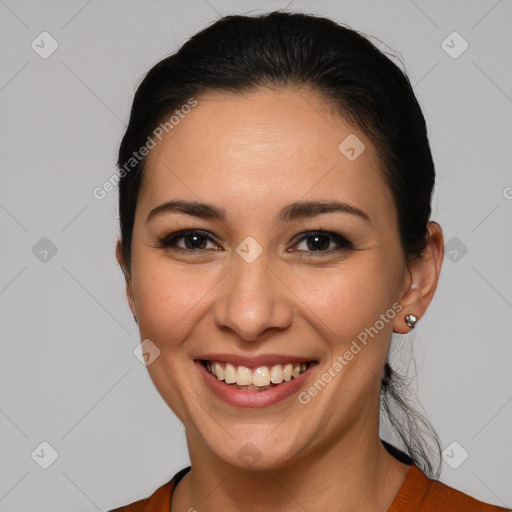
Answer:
[
  {"left": 157, "top": 228, "right": 353, "bottom": 257},
  {"left": 158, "top": 229, "right": 221, "bottom": 250},
  {"left": 293, "top": 230, "right": 351, "bottom": 245},
  {"left": 291, "top": 230, "right": 353, "bottom": 253}
]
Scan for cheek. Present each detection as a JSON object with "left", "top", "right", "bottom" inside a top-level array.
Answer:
[
  {"left": 294, "top": 256, "right": 402, "bottom": 339},
  {"left": 131, "top": 260, "right": 214, "bottom": 348}
]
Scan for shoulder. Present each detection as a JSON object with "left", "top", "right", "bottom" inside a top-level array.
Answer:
[
  {"left": 107, "top": 467, "right": 191, "bottom": 512},
  {"left": 107, "top": 480, "right": 173, "bottom": 512},
  {"left": 389, "top": 465, "right": 510, "bottom": 512}
]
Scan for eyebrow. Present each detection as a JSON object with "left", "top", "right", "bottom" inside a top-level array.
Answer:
[{"left": 146, "top": 199, "right": 371, "bottom": 225}]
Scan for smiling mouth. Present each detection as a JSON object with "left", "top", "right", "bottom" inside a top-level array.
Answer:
[{"left": 199, "top": 359, "right": 316, "bottom": 391}]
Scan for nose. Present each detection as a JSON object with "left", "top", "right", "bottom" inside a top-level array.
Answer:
[{"left": 212, "top": 253, "right": 293, "bottom": 342}]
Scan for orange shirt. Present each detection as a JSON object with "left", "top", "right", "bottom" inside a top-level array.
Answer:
[{"left": 109, "top": 464, "right": 510, "bottom": 512}]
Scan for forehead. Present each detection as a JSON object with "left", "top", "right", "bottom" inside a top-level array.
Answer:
[{"left": 139, "top": 88, "right": 395, "bottom": 225}]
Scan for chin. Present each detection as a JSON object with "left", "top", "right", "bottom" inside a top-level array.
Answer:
[{"left": 198, "top": 425, "right": 311, "bottom": 471}]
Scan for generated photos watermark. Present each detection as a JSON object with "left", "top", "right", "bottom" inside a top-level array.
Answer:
[
  {"left": 298, "top": 302, "right": 403, "bottom": 405},
  {"left": 93, "top": 97, "right": 198, "bottom": 200}
]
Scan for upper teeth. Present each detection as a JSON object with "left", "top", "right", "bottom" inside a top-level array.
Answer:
[{"left": 206, "top": 361, "right": 308, "bottom": 386}]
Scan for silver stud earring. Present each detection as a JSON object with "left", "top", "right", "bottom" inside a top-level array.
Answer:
[{"left": 404, "top": 314, "right": 418, "bottom": 329}]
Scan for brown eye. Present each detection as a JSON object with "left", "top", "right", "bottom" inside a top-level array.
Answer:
[
  {"left": 158, "top": 230, "right": 221, "bottom": 252},
  {"left": 294, "top": 231, "right": 353, "bottom": 255}
]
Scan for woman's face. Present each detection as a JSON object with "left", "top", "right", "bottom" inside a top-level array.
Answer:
[{"left": 122, "top": 88, "right": 412, "bottom": 469}]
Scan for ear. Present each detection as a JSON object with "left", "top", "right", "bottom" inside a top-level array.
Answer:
[
  {"left": 393, "top": 222, "right": 444, "bottom": 334},
  {"left": 116, "top": 239, "right": 137, "bottom": 317}
]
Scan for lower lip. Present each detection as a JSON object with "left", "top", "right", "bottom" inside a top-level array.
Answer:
[{"left": 196, "top": 360, "right": 316, "bottom": 408}]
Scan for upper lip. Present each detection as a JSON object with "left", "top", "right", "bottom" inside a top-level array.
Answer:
[{"left": 195, "top": 353, "right": 316, "bottom": 367}]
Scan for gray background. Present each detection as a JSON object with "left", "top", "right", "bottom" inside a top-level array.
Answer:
[{"left": 0, "top": 0, "right": 511, "bottom": 510}]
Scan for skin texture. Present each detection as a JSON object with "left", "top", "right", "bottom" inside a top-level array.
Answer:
[{"left": 116, "top": 88, "right": 444, "bottom": 512}]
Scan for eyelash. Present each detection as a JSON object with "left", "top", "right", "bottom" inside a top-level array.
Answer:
[{"left": 156, "top": 229, "right": 354, "bottom": 258}]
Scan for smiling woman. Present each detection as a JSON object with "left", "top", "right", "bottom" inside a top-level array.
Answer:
[{"left": 109, "top": 11, "right": 508, "bottom": 512}]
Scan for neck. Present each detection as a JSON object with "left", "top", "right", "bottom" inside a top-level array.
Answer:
[{"left": 172, "top": 428, "right": 410, "bottom": 512}]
